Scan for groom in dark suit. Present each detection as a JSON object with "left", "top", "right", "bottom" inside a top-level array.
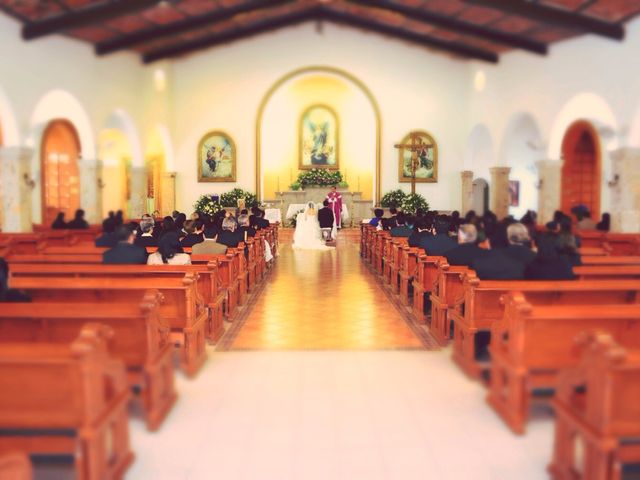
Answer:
[{"left": 318, "top": 200, "right": 335, "bottom": 241}]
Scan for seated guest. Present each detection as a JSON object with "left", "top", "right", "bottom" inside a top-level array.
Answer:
[
  {"left": 557, "top": 216, "right": 582, "bottom": 266},
  {"left": 135, "top": 217, "right": 158, "bottom": 248},
  {"left": 408, "top": 217, "right": 431, "bottom": 247},
  {"left": 251, "top": 208, "right": 270, "bottom": 230},
  {"left": 103, "top": 225, "right": 147, "bottom": 264},
  {"left": 390, "top": 213, "right": 412, "bottom": 237},
  {"left": 217, "top": 217, "right": 241, "bottom": 248},
  {"left": 174, "top": 212, "right": 187, "bottom": 236},
  {"left": 571, "top": 205, "right": 597, "bottom": 230},
  {"left": 471, "top": 250, "right": 525, "bottom": 280},
  {"left": 181, "top": 220, "right": 205, "bottom": 248},
  {"left": 0, "top": 258, "right": 31, "bottom": 302},
  {"left": 192, "top": 226, "right": 228, "bottom": 255},
  {"left": 525, "top": 238, "right": 575, "bottom": 280},
  {"left": 114, "top": 210, "right": 124, "bottom": 226},
  {"left": 159, "top": 216, "right": 176, "bottom": 239},
  {"left": 51, "top": 212, "right": 67, "bottom": 229},
  {"left": 502, "top": 222, "right": 536, "bottom": 267},
  {"left": 369, "top": 208, "right": 384, "bottom": 227},
  {"left": 148, "top": 232, "right": 191, "bottom": 265},
  {"left": 418, "top": 219, "right": 456, "bottom": 255},
  {"left": 382, "top": 207, "right": 399, "bottom": 231},
  {"left": 66, "top": 209, "right": 89, "bottom": 229},
  {"left": 237, "top": 214, "right": 256, "bottom": 240},
  {"left": 596, "top": 212, "right": 610, "bottom": 232},
  {"left": 445, "top": 224, "right": 490, "bottom": 266},
  {"left": 95, "top": 217, "right": 118, "bottom": 247}
]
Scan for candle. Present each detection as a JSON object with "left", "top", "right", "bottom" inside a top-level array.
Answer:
[
  {"left": 357, "top": 176, "right": 360, "bottom": 192},
  {"left": 277, "top": 176, "right": 280, "bottom": 193}
]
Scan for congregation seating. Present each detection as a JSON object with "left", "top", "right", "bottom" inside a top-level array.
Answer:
[
  {"left": 578, "top": 230, "right": 640, "bottom": 256},
  {"left": 549, "top": 333, "right": 640, "bottom": 480},
  {"left": 0, "top": 290, "right": 177, "bottom": 430},
  {"left": 0, "top": 452, "right": 32, "bottom": 480},
  {"left": 0, "top": 323, "right": 134, "bottom": 479}
]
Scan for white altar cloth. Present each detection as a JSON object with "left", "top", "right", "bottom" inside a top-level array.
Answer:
[{"left": 264, "top": 208, "right": 282, "bottom": 224}]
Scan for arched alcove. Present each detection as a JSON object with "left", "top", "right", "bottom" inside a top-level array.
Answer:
[
  {"left": 499, "top": 113, "right": 543, "bottom": 219},
  {"left": 471, "top": 178, "right": 489, "bottom": 215},
  {"left": 257, "top": 66, "right": 381, "bottom": 202},
  {"left": 145, "top": 125, "right": 173, "bottom": 215},
  {"left": 560, "top": 120, "right": 601, "bottom": 219},
  {"left": 41, "top": 119, "right": 81, "bottom": 226},
  {"left": 464, "top": 124, "right": 494, "bottom": 183}
]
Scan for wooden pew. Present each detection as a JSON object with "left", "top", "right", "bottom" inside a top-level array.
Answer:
[
  {"left": 487, "top": 292, "right": 640, "bottom": 434},
  {"left": 0, "top": 324, "right": 134, "bottom": 479},
  {"left": 451, "top": 275, "right": 640, "bottom": 380},
  {"left": 578, "top": 231, "right": 640, "bottom": 256},
  {"left": 9, "top": 262, "right": 226, "bottom": 343},
  {"left": 412, "top": 254, "right": 443, "bottom": 324},
  {"left": 574, "top": 265, "right": 640, "bottom": 280},
  {"left": 549, "top": 333, "right": 640, "bottom": 480},
  {"left": 0, "top": 452, "right": 32, "bottom": 480},
  {"left": 388, "top": 237, "right": 408, "bottom": 292},
  {"left": 398, "top": 245, "right": 421, "bottom": 305},
  {"left": 7, "top": 253, "right": 104, "bottom": 264},
  {"left": 10, "top": 274, "right": 207, "bottom": 377},
  {"left": 0, "top": 291, "right": 176, "bottom": 431},
  {"left": 429, "top": 259, "right": 469, "bottom": 346}
]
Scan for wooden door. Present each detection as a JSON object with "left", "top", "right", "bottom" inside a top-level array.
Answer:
[
  {"left": 41, "top": 120, "right": 81, "bottom": 226},
  {"left": 561, "top": 120, "right": 601, "bottom": 219}
]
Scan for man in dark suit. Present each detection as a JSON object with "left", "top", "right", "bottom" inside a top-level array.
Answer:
[
  {"left": 445, "top": 224, "right": 490, "bottom": 266},
  {"left": 95, "top": 218, "right": 118, "bottom": 248},
  {"left": 318, "top": 200, "right": 334, "bottom": 229},
  {"left": 501, "top": 222, "right": 536, "bottom": 267},
  {"left": 250, "top": 207, "right": 270, "bottom": 230},
  {"left": 471, "top": 251, "right": 525, "bottom": 280},
  {"left": 180, "top": 220, "right": 205, "bottom": 248},
  {"left": 103, "top": 225, "right": 148, "bottom": 264},
  {"left": 390, "top": 212, "right": 413, "bottom": 237},
  {"left": 418, "top": 219, "right": 456, "bottom": 255},
  {"left": 408, "top": 217, "right": 431, "bottom": 247},
  {"left": 217, "top": 217, "right": 241, "bottom": 248}
]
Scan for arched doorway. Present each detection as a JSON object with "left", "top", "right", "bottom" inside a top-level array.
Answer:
[
  {"left": 40, "top": 119, "right": 81, "bottom": 226},
  {"left": 471, "top": 178, "right": 489, "bottom": 215},
  {"left": 560, "top": 120, "right": 601, "bottom": 219}
]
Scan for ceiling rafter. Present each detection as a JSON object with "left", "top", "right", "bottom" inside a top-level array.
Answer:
[
  {"left": 96, "top": 0, "right": 297, "bottom": 56},
  {"left": 346, "top": 0, "right": 547, "bottom": 55},
  {"left": 22, "top": 0, "right": 164, "bottom": 40},
  {"left": 461, "top": 0, "right": 624, "bottom": 40},
  {"left": 143, "top": 4, "right": 498, "bottom": 64}
]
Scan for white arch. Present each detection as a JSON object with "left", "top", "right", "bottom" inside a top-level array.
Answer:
[
  {"left": 464, "top": 123, "right": 494, "bottom": 182},
  {"left": 0, "top": 83, "right": 20, "bottom": 145},
  {"left": 547, "top": 92, "right": 618, "bottom": 159},
  {"left": 102, "top": 109, "right": 144, "bottom": 167},
  {"left": 28, "top": 89, "right": 96, "bottom": 158},
  {"left": 149, "top": 123, "right": 175, "bottom": 171}
]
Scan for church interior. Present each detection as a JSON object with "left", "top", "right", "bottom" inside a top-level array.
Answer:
[{"left": 1, "top": 0, "right": 640, "bottom": 479}]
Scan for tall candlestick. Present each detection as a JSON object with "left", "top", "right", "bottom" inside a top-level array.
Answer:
[
  {"left": 277, "top": 176, "right": 280, "bottom": 193},
  {"left": 345, "top": 168, "right": 348, "bottom": 182},
  {"left": 289, "top": 168, "right": 292, "bottom": 182},
  {"left": 357, "top": 176, "right": 360, "bottom": 192}
]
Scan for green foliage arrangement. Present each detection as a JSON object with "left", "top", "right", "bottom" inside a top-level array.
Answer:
[
  {"left": 380, "top": 189, "right": 406, "bottom": 208},
  {"left": 401, "top": 193, "right": 430, "bottom": 215},
  {"left": 219, "top": 188, "right": 257, "bottom": 208},
  {"left": 295, "top": 169, "right": 345, "bottom": 188},
  {"left": 193, "top": 195, "right": 224, "bottom": 216},
  {"left": 288, "top": 208, "right": 305, "bottom": 228}
]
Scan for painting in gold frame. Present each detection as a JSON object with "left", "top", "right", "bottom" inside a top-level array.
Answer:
[
  {"left": 398, "top": 130, "right": 438, "bottom": 183},
  {"left": 198, "top": 130, "right": 236, "bottom": 182},
  {"left": 299, "top": 104, "right": 339, "bottom": 170}
]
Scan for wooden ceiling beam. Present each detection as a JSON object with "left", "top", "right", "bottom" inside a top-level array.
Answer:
[
  {"left": 346, "top": 0, "right": 547, "bottom": 55},
  {"left": 462, "top": 0, "right": 624, "bottom": 40},
  {"left": 96, "top": 0, "right": 296, "bottom": 55},
  {"left": 143, "top": 5, "right": 499, "bottom": 64},
  {"left": 22, "top": 0, "right": 163, "bottom": 40}
]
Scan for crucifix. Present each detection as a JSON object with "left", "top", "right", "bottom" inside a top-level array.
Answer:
[{"left": 395, "top": 132, "right": 433, "bottom": 194}]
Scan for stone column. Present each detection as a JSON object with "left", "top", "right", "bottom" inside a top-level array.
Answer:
[
  {"left": 489, "top": 166, "right": 511, "bottom": 220},
  {"left": 609, "top": 148, "right": 640, "bottom": 232},
  {"left": 0, "top": 147, "right": 34, "bottom": 232},
  {"left": 535, "top": 160, "right": 562, "bottom": 225},
  {"left": 129, "top": 167, "right": 147, "bottom": 218},
  {"left": 78, "top": 160, "right": 101, "bottom": 224},
  {"left": 160, "top": 171, "right": 177, "bottom": 216},
  {"left": 460, "top": 170, "right": 474, "bottom": 214}
]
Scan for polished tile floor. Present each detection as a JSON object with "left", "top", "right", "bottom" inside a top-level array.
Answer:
[{"left": 225, "top": 231, "right": 426, "bottom": 351}]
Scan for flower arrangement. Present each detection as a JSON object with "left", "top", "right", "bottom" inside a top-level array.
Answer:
[
  {"left": 401, "top": 193, "right": 430, "bottom": 215},
  {"left": 290, "top": 169, "right": 346, "bottom": 189},
  {"left": 219, "top": 188, "right": 257, "bottom": 208},
  {"left": 193, "top": 194, "right": 224, "bottom": 216},
  {"left": 380, "top": 189, "right": 406, "bottom": 208},
  {"left": 288, "top": 208, "right": 305, "bottom": 228}
]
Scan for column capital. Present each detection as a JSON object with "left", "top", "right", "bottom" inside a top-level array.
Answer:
[
  {"left": 489, "top": 166, "right": 511, "bottom": 175},
  {"left": 460, "top": 170, "right": 473, "bottom": 179}
]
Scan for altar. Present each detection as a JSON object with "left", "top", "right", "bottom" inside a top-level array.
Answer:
[{"left": 272, "top": 187, "right": 372, "bottom": 227}]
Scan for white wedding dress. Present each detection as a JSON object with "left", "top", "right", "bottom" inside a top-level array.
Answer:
[{"left": 292, "top": 202, "right": 334, "bottom": 250}]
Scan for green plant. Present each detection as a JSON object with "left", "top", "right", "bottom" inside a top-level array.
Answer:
[
  {"left": 219, "top": 188, "right": 257, "bottom": 208},
  {"left": 380, "top": 189, "right": 407, "bottom": 208},
  {"left": 296, "top": 169, "right": 343, "bottom": 187},
  {"left": 193, "top": 195, "right": 223, "bottom": 216},
  {"left": 337, "top": 180, "right": 349, "bottom": 188},
  {"left": 289, "top": 208, "right": 304, "bottom": 228},
  {"left": 289, "top": 181, "right": 301, "bottom": 191},
  {"left": 401, "top": 193, "right": 430, "bottom": 215}
]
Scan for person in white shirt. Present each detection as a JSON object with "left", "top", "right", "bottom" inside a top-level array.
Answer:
[{"left": 147, "top": 231, "right": 191, "bottom": 265}]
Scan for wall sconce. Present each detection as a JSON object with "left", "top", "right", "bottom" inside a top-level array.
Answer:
[
  {"left": 97, "top": 178, "right": 106, "bottom": 189},
  {"left": 535, "top": 179, "right": 543, "bottom": 190},
  {"left": 608, "top": 174, "right": 620, "bottom": 188},
  {"left": 22, "top": 173, "right": 36, "bottom": 189}
]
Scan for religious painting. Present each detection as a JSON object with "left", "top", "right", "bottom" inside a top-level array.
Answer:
[
  {"left": 398, "top": 130, "right": 438, "bottom": 183},
  {"left": 509, "top": 180, "right": 520, "bottom": 207},
  {"left": 299, "top": 104, "right": 339, "bottom": 170},
  {"left": 198, "top": 130, "right": 236, "bottom": 182}
]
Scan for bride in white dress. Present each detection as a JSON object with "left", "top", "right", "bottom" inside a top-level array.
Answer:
[{"left": 292, "top": 201, "right": 334, "bottom": 250}]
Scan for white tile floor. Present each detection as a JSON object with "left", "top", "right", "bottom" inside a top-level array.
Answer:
[{"left": 127, "top": 346, "right": 554, "bottom": 480}]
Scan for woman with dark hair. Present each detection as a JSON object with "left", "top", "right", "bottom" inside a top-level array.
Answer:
[
  {"left": 174, "top": 212, "right": 187, "bottom": 234},
  {"left": 147, "top": 232, "right": 191, "bottom": 265},
  {"left": 159, "top": 216, "right": 176, "bottom": 238},
  {"left": 525, "top": 238, "right": 575, "bottom": 280},
  {"left": 557, "top": 216, "right": 582, "bottom": 266},
  {"left": 51, "top": 212, "right": 66, "bottom": 229},
  {"left": 596, "top": 212, "right": 611, "bottom": 231},
  {"left": 66, "top": 209, "right": 89, "bottom": 229}
]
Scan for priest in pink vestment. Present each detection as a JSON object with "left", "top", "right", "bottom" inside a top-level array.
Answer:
[{"left": 326, "top": 186, "right": 343, "bottom": 229}]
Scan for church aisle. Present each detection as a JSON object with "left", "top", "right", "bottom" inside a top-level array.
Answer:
[{"left": 220, "top": 230, "right": 429, "bottom": 351}]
